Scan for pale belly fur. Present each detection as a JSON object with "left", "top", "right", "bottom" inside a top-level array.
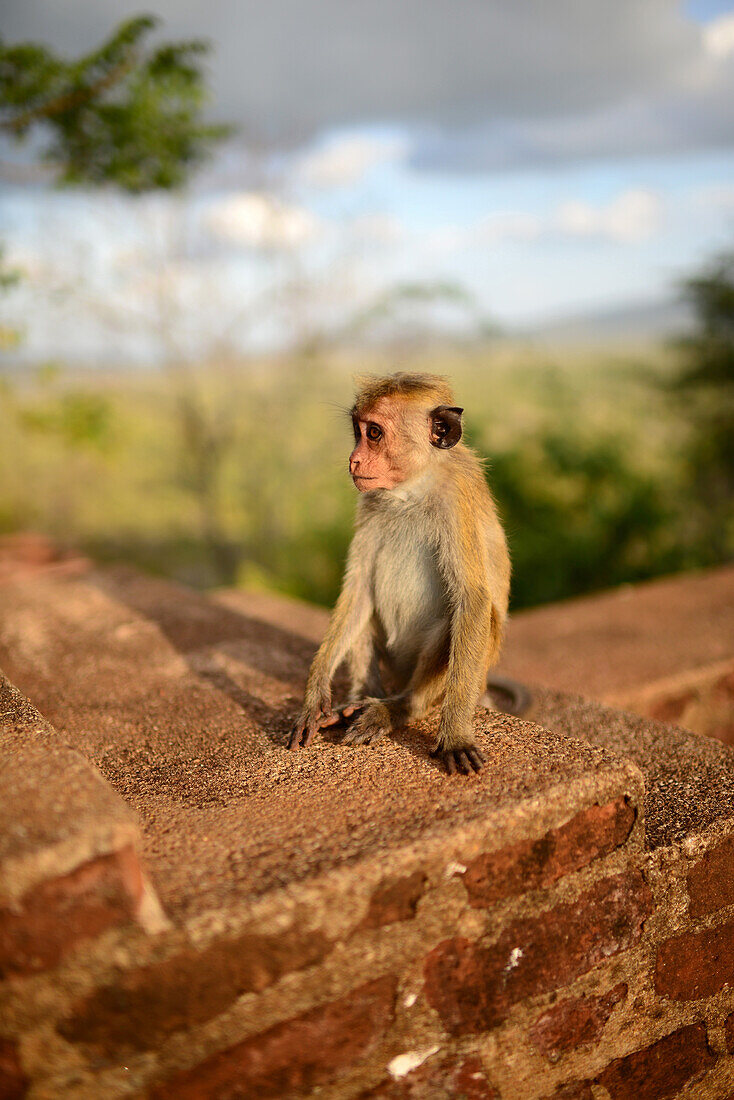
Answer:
[{"left": 371, "top": 520, "right": 448, "bottom": 677}]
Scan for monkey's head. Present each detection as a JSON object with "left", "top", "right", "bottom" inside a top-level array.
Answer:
[{"left": 349, "top": 372, "right": 463, "bottom": 492}]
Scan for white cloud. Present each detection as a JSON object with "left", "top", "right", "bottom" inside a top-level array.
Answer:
[
  {"left": 297, "top": 134, "right": 406, "bottom": 188},
  {"left": 694, "top": 183, "right": 734, "bottom": 211},
  {"left": 206, "top": 193, "right": 320, "bottom": 249},
  {"left": 477, "top": 211, "right": 543, "bottom": 243},
  {"left": 349, "top": 212, "right": 405, "bottom": 245},
  {"left": 555, "top": 188, "right": 663, "bottom": 242},
  {"left": 703, "top": 13, "right": 734, "bottom": 59},
  {"left": 424, "top": 188, "right": 663, "bottom": 254}
]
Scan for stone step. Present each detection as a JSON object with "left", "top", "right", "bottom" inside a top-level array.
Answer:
[
  {"left": 4, "top": 561, "right": 734, "bottom": 1098},
  {"left": 0, "top": 563, "right": 641, "bottom": 925}
]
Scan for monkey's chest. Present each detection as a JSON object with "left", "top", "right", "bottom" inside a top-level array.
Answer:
[{"left": 371, "top": 528, "right": 447, "bottom": 659}]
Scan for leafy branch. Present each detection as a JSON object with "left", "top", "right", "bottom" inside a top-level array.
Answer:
[{"left": 0, "top": 16, "right": 232, "bottom": 191}]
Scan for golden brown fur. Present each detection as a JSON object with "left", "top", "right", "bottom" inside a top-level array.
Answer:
[{"left": 290, "top": 371, "right": 511, "bottom": 774}]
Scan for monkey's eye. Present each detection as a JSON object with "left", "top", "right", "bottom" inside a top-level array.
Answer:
[{"left": 366, "top": 424, "right": 382, "bottom": 442}]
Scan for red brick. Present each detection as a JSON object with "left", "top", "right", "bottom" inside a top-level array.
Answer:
[
  {"left": 360, "top": 1054, "right": 498, "bottom": 1099},
  {"left": 462, "top": 797, "right": 636, "bottom": 907},
  {"left": 58, "top": 928, "right": 330, "bottom": 1055},
  {"left": 530, "top": 982, "right": 627, "bottom": 1062},
  {"left": 597, "top": 1023, "right": 715, "bottom": 1100},
  {"left": 149, "top": 975, "right": 397, "bottom": 1099},
  {"left": 360, "top": 872, "right": 426, "bottom": 930},
  {"left": 424, "top": 872, "right": 651, "bottom": 1036},
  {"left": 0, "top": 1039, "right": 28, "bottom": 1099},
  {"left": 0, "top": 846, "right": 143, "bottom": 979},
  {"left": 725, "top": 1009, "right": 734, "bottom": 1053},
  {"left": 655, "top": 920, "right": 734, "bottom": 1000},
  {"left": 688, "top": 834, "right": 734, "bottom": 918}
]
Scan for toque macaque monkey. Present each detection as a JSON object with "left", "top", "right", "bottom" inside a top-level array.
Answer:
[{"left": 290, "top": 372, "right": 521, "bottom": 775}]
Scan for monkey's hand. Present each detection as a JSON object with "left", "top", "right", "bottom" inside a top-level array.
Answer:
[
  {"left": 431, "top": 742, "right": 485, "bottom": 775},
  {"left": 288, "top": 686, "right": 336, "bottom": 750},
  {"left": 342, "top": 700, "right": 391, "bottom": 745},
  {"left": 289, "top": 696, "right": 370, "bottom": 749}
]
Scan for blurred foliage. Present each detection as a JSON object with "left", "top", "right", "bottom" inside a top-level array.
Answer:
[
  {"left": 0, "top": 16, "right": 231, "bottom": 190},
  {"left": 0, "top": 244, "right": 22, "bottom": 349},
  {"left": 19, "top": 391, "right": 114, "bottom": 452},
  {"left": 0, "top": 338, "right": 729, "bottom": 610},
  {"left": 668, "top": 250, "right": 734, "bottom": 561},
  {"left": 485, "top": 430, "right": 682, "bottom": 608}
]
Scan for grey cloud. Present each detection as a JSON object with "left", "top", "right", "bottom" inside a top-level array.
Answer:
[{"left": 2, "top": 0, "right": 731, "bottom": 167}]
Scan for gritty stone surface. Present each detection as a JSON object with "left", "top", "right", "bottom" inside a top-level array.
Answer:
[
  {"left": 497, "top": 565, "right": 734, "bottom": 701},
  {"left": 529, "top": 982, "right": 627, "bottom": 1062},
  {"left": 0, "top": 567, "right": 639, "bottom": 922},
  {"left": 655, "top": 921, "right": 734, "bottom": 1001},
  {"left": 461, "top": 797, "right": 635, "bottom": 906},
  {"left": 530, "top": 689, "right": 734, "bottom": 850},
  {"left": 423, "top": 871, "right": 651, "bottom": 1035},
  {"left": 0, "top": 674, "right": 137, "bottom": 896},
  {"left": 360, "top": 1053, "right": 498, "bottom": 1098},
  {"left": 687, "top": 834, "right": 734, "bottom": 918},
  {"left": 596, "top": 1023, "right": 716, "bottom": 1100},
  {"left": 217, "top": 578, "right": 734, "bottom": 855},
  {"left": 214, "top": 586, "right": 329, "bottom": 644},
  {"left": 58, "top": 926, "right": 332, "bottom": 1054},
  {"left": 148, "top": 975, "right": 397, "bottom": 1099},
  {"left": 0, "top": 846, "right": 143, "bottom": 979}
]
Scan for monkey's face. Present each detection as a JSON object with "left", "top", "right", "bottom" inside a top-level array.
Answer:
[{"left": 349, "top": 398, "right": 425, "bottom": 492}]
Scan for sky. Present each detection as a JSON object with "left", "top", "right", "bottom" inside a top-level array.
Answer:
[{"left": 2, "top": 0, "right": 734, "bottom": 361}]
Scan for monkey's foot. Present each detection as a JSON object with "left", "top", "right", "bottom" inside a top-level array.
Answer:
[
  {"left": 342, "top": 702, "right": 390, "bottom": 746},
  {"left": 289, "top": 699, "right": 368, "bottom": 749},
  {"left": 431, "top": 743, "right": 485, "bottom": 775}
]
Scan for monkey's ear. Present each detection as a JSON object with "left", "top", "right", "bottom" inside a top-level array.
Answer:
[{"left": 430, "top": 405, "right": 463, "bottom": 449}]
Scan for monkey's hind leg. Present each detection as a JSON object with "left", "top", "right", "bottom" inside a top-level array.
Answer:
[
  {"left": 343, "top": 622, "right": 449, "bottom": 749},
  {"left": 341, "top": 697, "right": 399, "bottom": 745}
]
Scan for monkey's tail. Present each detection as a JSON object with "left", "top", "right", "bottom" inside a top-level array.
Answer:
[
  {"left": 482, "top": 606, "right": 532, "bottom": 717},
  {"left": 484, "top": 674, "right": 533, "bottom": 717}
]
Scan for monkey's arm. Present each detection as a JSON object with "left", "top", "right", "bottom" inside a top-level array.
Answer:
[
  {"left": 434, "top": 511, "right": 497, "bottom": 774},
  {"left": 290, "top": 530, "right": 374, "bottom": 749}
]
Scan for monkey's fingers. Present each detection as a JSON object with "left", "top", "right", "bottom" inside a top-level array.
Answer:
[
  {"left": 288, "top": 717, "right": 320, "bottom": 749},
  {"left": 318, "top": 703, "right": 361, "bottom": 728},
  {"left": 432, "top": 744, "right": 485, "bottom": 775}
]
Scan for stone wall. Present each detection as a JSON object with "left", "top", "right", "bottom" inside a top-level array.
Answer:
[{"left": 1, "top": 560, "right": 734, "bottom": 1098}]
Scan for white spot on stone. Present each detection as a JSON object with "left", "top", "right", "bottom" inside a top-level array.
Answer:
[
  {"left": 506, "top": 947, "right": 523, "bottom": 971},
  {"left": 444, "top": 861, "right": 467, "bottom": 878},
  {"left": 388, "top": 1046, "right": 440, "bottom": 1079},
  {"left": 403, "top": 992, "right": 418, "bottom": 1008}
]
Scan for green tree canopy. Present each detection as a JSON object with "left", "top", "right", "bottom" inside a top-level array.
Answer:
[
  {"left": 0, "top": 15, "right": 231, "bottom": 191},
  {"left": 671, "top": 249, "right": 734, "bottom": 559}
]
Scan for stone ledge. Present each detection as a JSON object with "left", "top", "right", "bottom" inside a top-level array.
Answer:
[
  {"left": 0, "top": 566, "right": 645, "bottom": 925},
  {"left": 529, "top": 688, "right": 734, "bottom": 851},
  {"left": 2, "top": 564, "right": 734, "bottom": 1097},
  {"left": 0, "top": 672, "right": 165, "bottom": 938}
]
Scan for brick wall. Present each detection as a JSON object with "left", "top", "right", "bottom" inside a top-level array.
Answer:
[
  {"left": 3, "top": 734, "right": 734, "bottom": 1098},
  {"left": 2, "top": 561, "right": 734, "bottom": 1098}
]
